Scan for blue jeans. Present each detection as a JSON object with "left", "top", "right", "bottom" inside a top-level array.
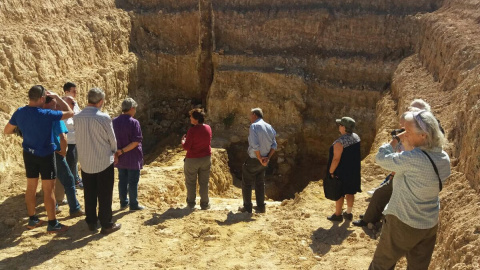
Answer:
[
  {"left": 55, "top": 153, "right": 81, "bottom": 214},
  {"left": 118, "top": 169, "right": 140, "bottom": 209},
  {"left": 66, "top": 144, "right": 80, "bottom": 182}
]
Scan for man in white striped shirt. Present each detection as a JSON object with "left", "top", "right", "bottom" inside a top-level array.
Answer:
[{"left": 74, "top": 88, "right": 121, "bottom": 235}]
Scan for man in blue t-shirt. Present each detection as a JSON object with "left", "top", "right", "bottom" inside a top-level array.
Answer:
[
  {"left": 43, "top": 97, "right": 83, "bottom": 218},
  {"left": 4, "top": 85, "right": 74, "bottom": 233}
]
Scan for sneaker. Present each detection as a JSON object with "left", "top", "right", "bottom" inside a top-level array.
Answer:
[
  {"left": 120, "top": 203, "right": 129, "bottom": 210},
  {"left": 327, "top": 214, "right": 343, "bottom": 222},
  {"left": 26, "top": 219, "right": 44, "bottom": 229},
  {"left": 342, "top": 211, "right": 353, "bottom": 221},
  {"left": 55, "top": 204, "right": 62, "bottom": 214},
  {"left": 367, "top": 189, "right": 375, "bottom": 197},
  {"left": 69, "top": 209, "right": 85, "bottom": 218},
  {"left": 200, "top": 204, "right": 211, "bottom": 210},
  {"left": 186, "top": 203, "right": 196, "bottom": 209},
  {"left": 130, "top": 205, "right": 145, "bottom": 211},
  {"left": 353, "top": 219, "right": 368, "bottom": 227},
  {"left": 75, "top": 178, "right": 84, "bottom": 189},
  {"left": 47, "top": 222, "right": 69, "bottom": 233}
]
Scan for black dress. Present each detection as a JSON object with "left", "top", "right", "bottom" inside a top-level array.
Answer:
[{"left": 326, "top": 133, "right": 362, "bottom": 196}]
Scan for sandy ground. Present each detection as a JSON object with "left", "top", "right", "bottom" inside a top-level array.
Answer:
[{"left": 0, "top": 146, "right": 398, "bottom": 270}]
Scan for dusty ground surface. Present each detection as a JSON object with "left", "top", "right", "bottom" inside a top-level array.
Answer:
[{"left": 0, "top": 146, "right": 393, "bottom": 270}]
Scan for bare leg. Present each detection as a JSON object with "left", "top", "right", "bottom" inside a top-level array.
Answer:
[
  {"left": 26, "top": 178, "right": 40, "bottom": 216},
  {"left": 346, "top": 194, "right": 354, "bottom": 208},
  {"left": 42, "top": 179, "right": 57, "bottom": 220},
  {"left": 335, "top": 196, "right": 344, "bottom": 215}
]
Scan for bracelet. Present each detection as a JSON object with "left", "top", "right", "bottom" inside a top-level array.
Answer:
[{"left": 121, "top": 149, "right": 125, "bottom": 154}]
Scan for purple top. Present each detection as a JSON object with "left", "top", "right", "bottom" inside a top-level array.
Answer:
[{"left": 112, "top": 114, "right": 143, "bottom": 170}]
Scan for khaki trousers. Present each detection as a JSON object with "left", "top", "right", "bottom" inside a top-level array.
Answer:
[{"left": 369, "top": 215, "right": 438, "bottom": 270}]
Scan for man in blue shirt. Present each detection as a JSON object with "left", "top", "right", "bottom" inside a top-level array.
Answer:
[
  {"left": 239, "top": 108, "right": 277, "bottom": 213},
  {"left": 4, "top": 85, "right": 73, "bottom": 233},
  {"left": 43, "top": 97, "right": 83, "bottom": 217}
]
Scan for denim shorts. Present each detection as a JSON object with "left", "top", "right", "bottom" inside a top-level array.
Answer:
[{"left": 23, "top": 151, "right": 56, "bottom": 180}]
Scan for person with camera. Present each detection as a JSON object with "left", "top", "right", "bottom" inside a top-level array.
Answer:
[
  {"left": 369, "top": 110, "right": 450, "bottom": 269},
  {"left": 4, "top": 85, "right": 73, "bottom": 233},
  {"left": 326, "top": 116, "right": 361, "bottom": 222}
]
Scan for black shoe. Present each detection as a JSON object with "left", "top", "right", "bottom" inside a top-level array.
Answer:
[
  {"left": 352, "top": 219, "right": 368, "bottom": 227},
  {"left": 238, "top": 206, "right": 252, "bottom": 213},
  {"left": 187, "top": 203, "right": 196, "bottom": 209},
  {"left": 120, "top": 204, "right": 129, "bottom": 210},
  {"left": 253, "top": 206, "right": 266, "bottom": 213},
  {"left": 327, "top": 214, "right": 343, "bottom": 222},
  {"left": 88, "top": 223, "right": 99, "bottom": 232},
  {"left": 130, "top": 205, "right": 145, "bottom": 211},
  {"left": 359, "top": 214, "right": 364, "bottom": 219},
  {"left": 100, "top": 223, "right": 121, "bottom": 235},
  {"left": 200, "top": 204, "right": 211, "bottom": 210},
  {"left": 342, "top": 211, "right": 353, "bottom": 221}
]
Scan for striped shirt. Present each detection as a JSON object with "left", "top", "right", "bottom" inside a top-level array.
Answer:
[
  {"left": 73, "top": 106, "right": 117, "bottom": 174},
  {"left": 376, "top": 143, "right": 451, "bottom": 229}
]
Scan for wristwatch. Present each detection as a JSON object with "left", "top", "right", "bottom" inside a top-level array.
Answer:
[
  {"left": 393, "top": 135, "right": 401, "bottom": 143},
  {"left": 121, "top": 149, "right": 125, "bottom": 154}
]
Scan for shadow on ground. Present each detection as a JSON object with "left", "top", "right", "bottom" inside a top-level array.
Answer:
[
  {"left": 309, "top": 221, "right": 354, "bottom": 256},
  {"left": 143, "top": 207, "right": 194, "bottom": 226},
  {"left": 215, "top": 211, "right": 255, "bottom": 226}
]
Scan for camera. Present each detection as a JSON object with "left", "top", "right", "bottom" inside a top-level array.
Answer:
[{"left": 390, "top": 128, "right": 405, "bottom": 136}]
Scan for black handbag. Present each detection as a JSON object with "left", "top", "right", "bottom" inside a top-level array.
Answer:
[{"left": 323, "top": 174, "right": 343, "bottom": 201}]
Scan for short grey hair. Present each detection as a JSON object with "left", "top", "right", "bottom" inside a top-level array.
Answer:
[
  {"left": 122, "top": 98, "right": 138, "bottom": 112},
  {"left": 251, "top": 108, "right": 263, "bottom": 118},
  {"left": 409, "top": 99, "right": 431, "bottom": 112},
  {"left": 404, "top": 111, "right": 445, "bottom": 150},
  {"left": 87, "top": 88, "right": 105, "bottom": 104}
]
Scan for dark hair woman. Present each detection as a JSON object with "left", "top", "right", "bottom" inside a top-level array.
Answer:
[{"left": 181, "top": 108, "right": 212, "bottom": 210}]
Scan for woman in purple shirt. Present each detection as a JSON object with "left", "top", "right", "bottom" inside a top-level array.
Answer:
[{"left": 113, "top": 98, "right": 144, "bottom": 211}]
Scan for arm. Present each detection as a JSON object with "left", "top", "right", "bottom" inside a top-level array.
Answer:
[
  {"left": 182, "top": 129, "right": 193, "bottom": 151},
  {"left": 116, "top": 142, "right": 140, "bottom": 156},
  {"left": 329, "top": 142, "right": 343, "bottom": 175},
  {"left": 56, "top": 133, "right": 68, "bottom": 156},
  {"left": 48, "top": 91, "right": 74, "bottom": 120},
  {"left": 4, "top": 123, "right": 16, "bottom": 134}
]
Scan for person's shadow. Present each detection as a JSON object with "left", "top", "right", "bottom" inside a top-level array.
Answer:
[
  {"left": 143, "top": 207, "right": 195, "bottom": 226},
  {"left": 215, "top": 211, "right": 255, "bottom": 226},
  {"left": 309, "top": 221, "right": 354, "bottom": 256},
  {"left": 0, "top": 220, "right": 104, "bottom": 269}
]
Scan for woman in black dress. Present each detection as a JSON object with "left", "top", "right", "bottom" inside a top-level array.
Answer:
[{"left": 326, "top": 117, "right": 361, "bottom": 222}]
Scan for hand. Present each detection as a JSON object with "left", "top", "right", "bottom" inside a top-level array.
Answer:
[
  {"left": 46, "top": 91, "right": 59, "bottom": 98},
  {"left": 114, "top": 152, "right": 119, "bottom": 165},
  {"left": 56, "top": 150, "right": 66, "bottom": 157},
  {"left": 260, "top": 157, "right": 269, "bottom": 166},
  {"left": 116, "top": 150, "right": 123, "bottom": 156},
  {"left": 181, "top": 134, "right": 186, "bottom": 144}
]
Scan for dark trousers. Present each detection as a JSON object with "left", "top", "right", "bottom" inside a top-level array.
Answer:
[
  {"left": 369, "top": 215, "right": 438, "bottom": 270},
  {"left": 66, "top": 144, "right": 80, "bottom": 181},
  {"left": 242, "top": 158, "right": 267, "bottom": 212},
  {"left": 363, "top": 180, "right": 393, "bottom": 223},
  {"left": 81, "top": 164, "right": 114, "bottom": 228}
]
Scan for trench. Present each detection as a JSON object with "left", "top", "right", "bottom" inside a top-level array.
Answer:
[{"left": 115, "top": 0, "right": 443, "bottom": 201}]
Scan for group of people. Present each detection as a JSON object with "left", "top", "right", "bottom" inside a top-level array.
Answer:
[
  {"left": 325, "top": 99, "right": 450, "bottom": 269},
  {"left": 5, "top": 84, "right": 450, "bottom": 268},
  {"left": 4, "top": 84, "right": 144, "bottom": 234}
]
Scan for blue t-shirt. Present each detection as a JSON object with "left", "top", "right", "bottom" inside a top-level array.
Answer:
[
  {"left": 9, "top": 106, "right": 63, "bottom": 157},
  {"left": 52, "top": 121, "right": 68, "bottom": 151}
]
